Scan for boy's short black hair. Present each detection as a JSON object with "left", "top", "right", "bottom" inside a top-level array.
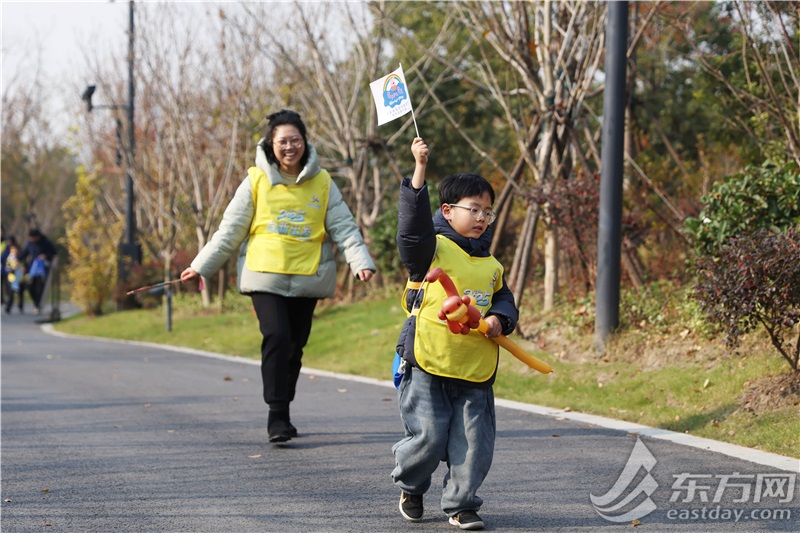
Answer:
[
  {"left": 438, "top": 173, "right": 495, "bottom": 205},
  {"left": 261, "top": 109, "right": 310, "bottom": 169}
]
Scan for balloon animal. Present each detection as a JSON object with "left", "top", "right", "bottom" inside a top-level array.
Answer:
[{"left": 426, "top": 267, "right": 553, "bottom": 374}]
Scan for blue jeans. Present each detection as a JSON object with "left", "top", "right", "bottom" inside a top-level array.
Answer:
[{"left": 391, "top": 365, "right": 496, "bottom": 516}]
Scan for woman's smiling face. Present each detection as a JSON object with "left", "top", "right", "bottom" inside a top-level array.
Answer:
[{"left": 272, "top": 124, "right": 305, "bottom": 175}]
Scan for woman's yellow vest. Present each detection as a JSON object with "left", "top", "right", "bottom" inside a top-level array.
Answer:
[
  {"left": 411, "top": 235, "right": 504, "bottom": 383},
  {"left": 245, "top": 167, "right": 330, "bottom": 275}
]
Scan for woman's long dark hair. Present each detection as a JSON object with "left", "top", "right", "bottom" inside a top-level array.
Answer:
[{"left": 262, "top": 109, "right": 310, "bottom": 169}]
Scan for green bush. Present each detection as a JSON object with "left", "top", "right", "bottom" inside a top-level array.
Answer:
[{"left": 684, "top": 159, "right": 800, "bottom": 256}]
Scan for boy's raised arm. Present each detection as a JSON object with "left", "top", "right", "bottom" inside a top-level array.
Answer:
[
  {"left": 398, "top": 137, "right": 436, "bottom": 279},
  {"left": 411, "top": 137, "right": 429, "bottom": 189}
]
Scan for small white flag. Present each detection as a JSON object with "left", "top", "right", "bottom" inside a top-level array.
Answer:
[{"left": 369, "top": 64, "right": 414, "bottom": 126}]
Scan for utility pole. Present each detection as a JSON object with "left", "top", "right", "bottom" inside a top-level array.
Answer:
[
  {"left": 81, "top": 0, "right": 141, "bottom": 308},
  {"left": 120, "top": 0, "right": 141, "bottom": 275},
  {"left": 595, "top": 1, "right": 629, "bottom": 350}
]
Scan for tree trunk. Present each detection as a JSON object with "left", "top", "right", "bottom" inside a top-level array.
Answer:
[
  {"left": 216, "top": 259, "right": 228, "bottom": 310},
  {"left": 490, "top": 182, "right": 515, "bottom": 256},
  {"left": 543, "top": 217, "right": 559, "bottom": 311},
  {"left": 512, "top": 203, "right": 540, "bottom": 307}
]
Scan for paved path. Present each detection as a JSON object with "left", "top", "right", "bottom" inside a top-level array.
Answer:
[{"left": 1, "top": 309, "right": 798, "bottom": 532}]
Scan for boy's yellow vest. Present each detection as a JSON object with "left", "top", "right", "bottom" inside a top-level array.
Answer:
[
  {"left": 245, "top": 167, "right": 330, "bottom": 275},
  {"left": 412, "top": 235, "right": 504, "bottom": 383}
]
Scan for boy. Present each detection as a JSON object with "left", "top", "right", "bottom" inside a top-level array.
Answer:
[{"left": 392, "top": 138, "right": 519, "bottom": 531}]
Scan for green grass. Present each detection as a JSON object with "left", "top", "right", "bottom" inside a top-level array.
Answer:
[{"left": 55, "top": 295, "right": 800, "bottom": 458}]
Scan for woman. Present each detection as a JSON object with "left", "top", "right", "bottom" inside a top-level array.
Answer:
[{"left": 181, "top": 110, "right": 376, "bottom": 443}]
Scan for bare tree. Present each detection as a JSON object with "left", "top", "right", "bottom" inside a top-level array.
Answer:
[
  {"left": 427, "top": 2, "right": 608, "bottom": 310},
  {"left": 678, "top": 1, "right": 800, "bottom": 168},
  {"left": 2, "top": 45, "right": 78, "bottom": 240}
]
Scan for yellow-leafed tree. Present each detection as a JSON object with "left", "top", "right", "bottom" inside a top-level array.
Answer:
[{"left": 61, "top": 165, "right": 123, "bottom": 316}]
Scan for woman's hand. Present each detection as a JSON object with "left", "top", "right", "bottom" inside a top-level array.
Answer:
[
  {"left": 356, "top": 270, "right": 374, "bottom": 282},
  {"left": 180, "top": 267, "right": 200, "bottom": 283}
]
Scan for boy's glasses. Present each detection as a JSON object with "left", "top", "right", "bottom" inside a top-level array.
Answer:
[
  {"left": 448, "top": 204, "right": 498, "bottom": 224},
  {"left": 273, "top": 137, "right": 304, "bottom": 149}
]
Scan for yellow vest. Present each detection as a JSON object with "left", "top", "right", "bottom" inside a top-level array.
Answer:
[
  {"left": 245, "top": 167, "right": 330, "bottom": 275},
  {"left": 413, "top": 235, "right": 504, "bottom": 382}
]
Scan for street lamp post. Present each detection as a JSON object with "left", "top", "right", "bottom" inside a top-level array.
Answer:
[{"left": 82, "top": 1, "right": 141, "bottom": 306}]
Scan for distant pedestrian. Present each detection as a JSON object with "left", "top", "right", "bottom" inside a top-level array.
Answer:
[
  {"left": 180, "top": 110, "right": 376, "bottom": 443},
  {"left": 4, "top": 241, "right": 25, "bottom": 314},
  {"left": 18, "top": 228, "right": 56, "bottom": 315},
  {"left": 2, "top": 234, "right": 18, "bottom": 308}
]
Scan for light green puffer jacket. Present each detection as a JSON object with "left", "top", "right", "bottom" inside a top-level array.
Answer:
[{"left": 190, "top": 141, "right": 376, "bottom": 298}]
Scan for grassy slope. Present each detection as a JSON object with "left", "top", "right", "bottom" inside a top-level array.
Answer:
[{"left": 55, "top": 295, "right": 800, "bottom": 458}]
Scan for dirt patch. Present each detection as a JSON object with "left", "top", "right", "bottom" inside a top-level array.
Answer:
[
  {"left": 739, "top": 372, "right": 800, "bottom": 414},
  {"left": 523, "top": 323, "right": 728, "bottom": 370}
]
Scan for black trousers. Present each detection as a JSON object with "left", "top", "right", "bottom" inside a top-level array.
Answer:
[
  {"left": 4, "top": 285, "right": 24, "bottom": 312},
  {"left": 28, "top": 276, "right": 46, "bottom": 308},
  {"left": 251, "top": 293, "right": 318, "bottom": 407}
]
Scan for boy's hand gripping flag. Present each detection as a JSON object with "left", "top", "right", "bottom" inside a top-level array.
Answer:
[{"left": 369, "top": 63, "right": 419, "bottom": 136}]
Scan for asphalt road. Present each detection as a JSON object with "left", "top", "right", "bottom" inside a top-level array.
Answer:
[{"left": 1, "top": 309, "right": 798, "bottom": 532}]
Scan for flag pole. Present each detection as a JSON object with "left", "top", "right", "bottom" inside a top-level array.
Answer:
[
  {"left": 400, "top": 63, "right": 420, "bottom": 138},
  {"left": 410, "top": 108, "right": 420, "bottom": 138}
]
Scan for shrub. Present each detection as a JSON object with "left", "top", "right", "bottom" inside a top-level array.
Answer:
[
  {"left": 693, "top": 227, "right": 800, "bottom": 372},
  {"left": 61, "top": 166, "right": 123, "bottom": 316},
  {"left": 684, "top": 160, "right": 800, "bottom": 256}
]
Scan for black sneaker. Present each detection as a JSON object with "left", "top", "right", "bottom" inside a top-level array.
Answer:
[
  {"left": 449, "top": 510, "right": 484, "bottom": 530},
  {"left": 399, "top": 491, "right": 423, "bottom": 522}
]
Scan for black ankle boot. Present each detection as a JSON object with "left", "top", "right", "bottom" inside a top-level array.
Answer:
[{"left": 268, "top": 405, "right": 292, "bottom": 443}]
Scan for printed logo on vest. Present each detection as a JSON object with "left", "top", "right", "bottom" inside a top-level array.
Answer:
[
  {"left": 307, "top": 194, "right": 323, "bottom": 209},
  {"left": 464, "top": 288, "right": 491, "bottom": 307},
  {"left": 277, "top": 209, "right": 306, "bottom": 223}
]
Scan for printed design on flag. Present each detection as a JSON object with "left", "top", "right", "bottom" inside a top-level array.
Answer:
[
  {"left": 370, "top": 64, "right": 414, "bottom": 126},
  {"left": 382, "top": 74, "right": 408, "bottom": 109}
]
